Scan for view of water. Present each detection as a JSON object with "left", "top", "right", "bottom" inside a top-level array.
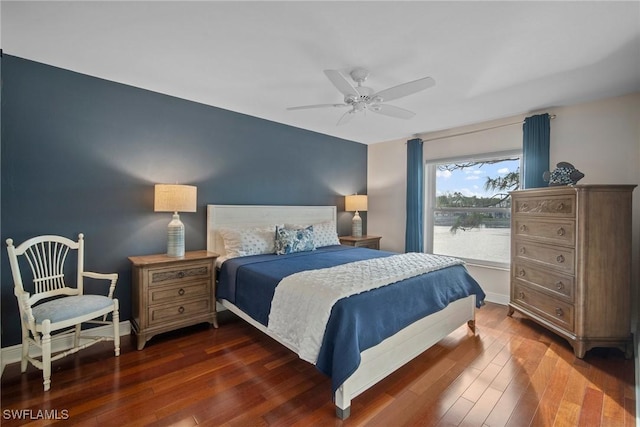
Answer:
[{"left": 433, "top": 225, "right": 511, "bottom": 264}]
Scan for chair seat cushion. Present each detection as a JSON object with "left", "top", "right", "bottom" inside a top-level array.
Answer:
[{"left": 32, "top": 295, "right": 114, "bottom": 324}]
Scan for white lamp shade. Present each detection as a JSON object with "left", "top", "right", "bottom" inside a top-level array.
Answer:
[
  {"left": 154, "top": 184, "right": 197, "bottom": 213},
  {"left": 345, "top": 194, "right": 368, "bottom": 212}
]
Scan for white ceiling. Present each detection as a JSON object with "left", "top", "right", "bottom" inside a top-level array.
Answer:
[{"left": 2, "top": 1, "right": 639, "bottom": 145}]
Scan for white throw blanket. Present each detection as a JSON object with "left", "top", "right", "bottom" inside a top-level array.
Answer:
[{"left": 266, "top": 253, "right": 464, "bottom": 364}]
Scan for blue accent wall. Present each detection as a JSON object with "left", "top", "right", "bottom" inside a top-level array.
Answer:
[{"left": 0, "top": 55, "right": 367, "bottom": 347}]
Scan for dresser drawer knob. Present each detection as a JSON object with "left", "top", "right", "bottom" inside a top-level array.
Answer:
[
  {"left": 178, "top": 306, "right": 185, "bottom": 314},
  {"left": 177, "top": 271, "right": 185, "bottom": 278},
  {"left": 521, "top": 203, "right": 529, "bottom": 210},
  {"left": 557, "top": 202, "right": 564, "bottom": 210},
  {"left": 556, "top": 255, "right": 565, "bottom": 263},
  {"left": 178, "top": 288, "right": 185, "bottom": 296},
  {"left": 519, "top": 224, "right": 527, "bottom": 232},
  {"left": 557, "top": 227, "right": 565, "bottom": 236},
  {"left": 518, "top": 291, "right": 525, "bottom": 299},
  {"left": 518, "top": 269, "right": 526, "bottom": 277},
  {"left": 555, "top": 308, "right": 564, "bottom": 317},
  {"left": 519, "top": 247, "right": 526, "bottom": 255},
  {"left": 555, "top": 281, "right": 564, "bottom": 290}
]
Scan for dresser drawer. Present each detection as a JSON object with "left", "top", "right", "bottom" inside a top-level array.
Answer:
[
  {"left": 513, "top": 194, "right": 576, "bottom": 217},
  {"left": 512, "top": 261, "right": 574, "bottom": 301},
  {"left": 514, "top": 240, "right": 575, "bottom": 273},
  {"left": 149, "top": 280, "right": 210, "bottom": 305},
  {"left": 148, "top": 299, "right": 212, "bottom": 325},
  {"left": 513, "top": 218, "right": 575, "bottom": 246},
  {"left": 512, "top": 283, "right": 574, "bottom": 332},
  {"left": 148, "top": 261, "right": 212, "bottom": 286}
]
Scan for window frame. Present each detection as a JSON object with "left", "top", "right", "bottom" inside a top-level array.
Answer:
[{"left": 425, "top": 149, "right": 522, "bottom": 269}]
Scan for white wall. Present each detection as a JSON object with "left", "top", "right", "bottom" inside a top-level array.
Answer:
[{"left": 368, "top": 92, "right": 640, "bottom": 307}]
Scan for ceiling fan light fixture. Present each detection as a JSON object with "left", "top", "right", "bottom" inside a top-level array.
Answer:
[{"left": 287, "top": 68, "right": 435, "bottom": 125}]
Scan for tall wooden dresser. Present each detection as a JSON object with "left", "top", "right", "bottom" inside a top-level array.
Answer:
[{"left": 508, "top": 185, "right": 636, "bottom": 358}]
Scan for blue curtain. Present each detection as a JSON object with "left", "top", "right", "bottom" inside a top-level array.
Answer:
[
  {"left": 522, "top": 113, "right": 550, "bottom": 189},
  {"left": 405, "top": 138, "right": 424, "bottom": 253}
]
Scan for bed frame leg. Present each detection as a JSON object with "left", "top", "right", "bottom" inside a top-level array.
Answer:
[
  {"left": 467, "top": 319, "right": 476, "bottom": 334},
  {"left": 336, "top": 406, "right": 351, "bottom": 420}
]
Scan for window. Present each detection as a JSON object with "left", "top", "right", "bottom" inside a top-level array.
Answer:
[{"left": 426, "top": 151, "right": 521, "bottom": 268}]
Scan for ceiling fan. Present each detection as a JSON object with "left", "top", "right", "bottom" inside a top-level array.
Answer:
[{"left": 287, "top": 68, "right": 435, "bottom": 125}]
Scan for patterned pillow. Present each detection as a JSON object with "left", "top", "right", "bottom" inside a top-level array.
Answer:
[
  {"left": 218, "top": 226, "right": 277, "bottom": 258},
  {"left": 284, "top": 221, "right": 340, "bottom": 248},
  {"left": 275, "top": 226, "right": 315, "bottom": 255}
]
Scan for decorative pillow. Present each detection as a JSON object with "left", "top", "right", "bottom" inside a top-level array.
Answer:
[
  {"left": 275, "top": 226, "right": 315, "bottom": 255},
  {"left": 218, "top": 226, "right": 277, "bottom": 258},
  {"left": 285, "top": 221, "right": 340, "bottom": 248}
]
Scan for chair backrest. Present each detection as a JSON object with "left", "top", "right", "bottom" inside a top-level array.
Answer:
[{"left": 6, "top": 234, "right": 85, "bottom": 305}]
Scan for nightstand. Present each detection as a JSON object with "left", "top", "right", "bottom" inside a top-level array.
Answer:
[
  {"left": 339, "top": 235, "right": 382, "bottom": 250},
  {"left": 129, "top": 250, "right": 219, "bottom": 350}
]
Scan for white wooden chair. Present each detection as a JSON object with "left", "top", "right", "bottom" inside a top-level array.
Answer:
[{"left": 6, "top": 233, "right": 120, "bottom": 391}]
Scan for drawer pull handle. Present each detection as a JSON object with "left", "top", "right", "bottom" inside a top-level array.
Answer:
[
  {"left": 555, "top": 281, "right": 564, "bottom": 290},
  {"left": 518, "top": 292, "right": 525, "bottom": 299},
  {"left": 557, "top": 202, "right": 565, "bottom": 210},
  {"left": 177, "top": 272, "right": 185, "bottom": 278},
  {"left": 556, "top": 255, "right": 565, "bottom": 263},
  {"left": 521, "top": 203, "right": 529, "bottom": 210},
  {"left": 178, "top": 306, "right": 185, "bottom": 314},
  {"left": 178, "top": 288, "right": 185, "bottom": 296},
  {"left": 519, "top": 224, "right": 527, "bottom": 232},
  {"left": 519, "top": 247, "right": 526, "bottom": 255},
  {"left": 557, "top": 227, "right": 565, "bottom": 236},
  {"left": 555, "top": 308, "right": 564, "bottom": 317},
  {"left": 518, "top": 269, "right": 526, "bottom": 277}
]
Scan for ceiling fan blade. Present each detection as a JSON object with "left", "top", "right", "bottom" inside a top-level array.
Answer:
[
  {"left": 371, "top": 104, "right": 416, "bottom": 120},
  {"left": 373, "top": 76, "right": 435, "bottom": 103},
  {"left": 337, "top": 110, "right": 356, "bottom": 126},
  {"left": 287, "top": 103, "right": 347, "bottom": 110},
  {"left": 324, "top": 70, "right": 360, "bottom": 98}
]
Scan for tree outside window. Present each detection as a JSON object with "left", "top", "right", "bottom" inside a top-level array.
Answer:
[{"left": 428, "top": 155, "right": 520, "bottom": 267}]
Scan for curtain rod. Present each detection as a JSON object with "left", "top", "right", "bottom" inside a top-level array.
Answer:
[{"left": 417, "top": 114, "right": 556, "bottom": 143}]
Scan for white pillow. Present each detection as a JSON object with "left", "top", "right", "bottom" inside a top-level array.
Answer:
[
  {"left": 284, "top": 221, "right": 340, "bottom": 248},
  {"left": 218, "top": 226, "right": 277, "bottom": 258}
]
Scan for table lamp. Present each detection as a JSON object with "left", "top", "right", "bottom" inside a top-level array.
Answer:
[
  {"left": 345, "top": 194, "right": 368, "bottom": 237},
  {"left": 154, "top": 184, "right": 197, "bottom": 257}
]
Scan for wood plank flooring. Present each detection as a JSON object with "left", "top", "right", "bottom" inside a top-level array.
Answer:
[{"left": 1, "top": 302, "right": 635, "bottom": 426}]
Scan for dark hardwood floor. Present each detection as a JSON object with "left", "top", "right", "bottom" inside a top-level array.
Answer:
[{"left": 1, "top": 302, "right": 635, "bottom": 426}]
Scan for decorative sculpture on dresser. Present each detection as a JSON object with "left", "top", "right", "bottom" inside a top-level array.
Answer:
[{"left": 543, "top": 162, "right": 585, "bottom": 186}]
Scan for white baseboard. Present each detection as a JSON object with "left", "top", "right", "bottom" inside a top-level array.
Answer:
[
  {"left": 483, "top": 292, "right": 509, "bottom": 306},
  {"left": 1, "top": 321, "right": 131, "bottom": 376}
]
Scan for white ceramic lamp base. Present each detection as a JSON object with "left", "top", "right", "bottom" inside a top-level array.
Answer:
[
  {"left": 351, "top": 211, "right": 363, "bottom": 237},
  {"left": 167, "top": 212, "right": 185, "bottom": 257}
]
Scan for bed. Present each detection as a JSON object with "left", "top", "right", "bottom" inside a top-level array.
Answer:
[{"left": 207, "top": 205, "right": 485, "bottom": 419}]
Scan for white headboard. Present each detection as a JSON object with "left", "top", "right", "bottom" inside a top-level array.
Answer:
[{"left": 206, "top": 205, "right": 337, "bottom": 256}]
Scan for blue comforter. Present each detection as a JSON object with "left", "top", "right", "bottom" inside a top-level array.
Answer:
[{"left": 217, "top": 245, "right": 485, "bottom": 394}]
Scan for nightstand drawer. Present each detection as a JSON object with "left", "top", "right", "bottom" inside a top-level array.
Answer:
[
  {"left": 149, "top": 280, "right": 210, "bottom": 305},
  {"left": 354, "top": 241, "right": 379, "bottom": 249},
  {"left": 148, "top": 262, "right": 212, "bottom": 286},
  {"left": 512, "top": 283, "right": 574, "bottom": 332},
  {"left": 513, "top": 218, "right": 575, "bottom": 246},
  {"left": 148, "top": 299, "right": 212, "bottom": 325},
  {"left": 514, "top": 240, "right": 575, "bottom": 273},
  {"left": 339, "top": 235, "right": 381, "bottom": 250}
]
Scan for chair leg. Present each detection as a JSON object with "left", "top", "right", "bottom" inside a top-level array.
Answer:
[
  {"left": 74, "top": 324, "right": 82, "bottom": 348},
  {"left": 41, "top": 320, "right": 52, "bottom": 391},
  {"left": 113, "top": 299, "right": 120, "bottom": 357},
  {"left": 20, "top": 324, "right": 29, "bottom": 372}
]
